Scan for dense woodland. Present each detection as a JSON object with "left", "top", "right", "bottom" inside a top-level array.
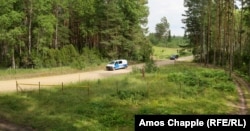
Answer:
[
  {"left": 0, "top": 0, "right": 151, "bottom": 69},
  {"left": 183, "top": 0, "right": 250, "bottom": 77},
  {"left": 1, "top": 0, "right": 250, "bottom": 79}
]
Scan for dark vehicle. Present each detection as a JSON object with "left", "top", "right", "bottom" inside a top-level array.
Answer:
[{"left": 170, "top": 54, "right": 179, "bottom": 60}]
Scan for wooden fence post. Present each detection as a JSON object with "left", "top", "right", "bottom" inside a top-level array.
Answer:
[
  {"left": 39, "top": 82, "right": 40, "bottom": 94},
  {"left": 62, "top": 82, "right": 64, "bottom": 92},
  {"left": 16, "top": 81, "right": 18, "bottom": 93},
  {"left": 141, "top": 68, "right": 145, "bottom": 78}
]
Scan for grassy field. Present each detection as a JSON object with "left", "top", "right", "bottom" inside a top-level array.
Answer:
[
  {"left": 152, "top": 46, "right": 192, "bottom": 60},
  {"left": 0, "top": 63, "right": 240, "bottom": 130},
  {"left": 152, "top": 46, "right": 179, "bottom": 60}
]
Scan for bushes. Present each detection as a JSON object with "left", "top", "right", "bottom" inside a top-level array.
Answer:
[
  {"left": 31, "top": 45, "right": 104, "bottom": 69},
  {"left": 167, "top": 68, "right": 236, "bottom": 92},
  {"left": 72, "top": 47, "right": 104, "bottom": 69},
  {"left": 144, "top": 58, "right": 158, "bottom": 73}
]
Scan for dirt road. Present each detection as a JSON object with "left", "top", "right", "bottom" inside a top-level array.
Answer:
[{"left": 0, "top": 56, "right": 193, "bottom": 93}]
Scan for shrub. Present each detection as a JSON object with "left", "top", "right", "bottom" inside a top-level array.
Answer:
[
  {"left": 144, "top": 59, "right": 158, "bottom": 73},
  {"left": 60, "top": 45, "right": 79, "bottom": 66},
  {"left": 116, "top": 90, "right": 148, "bottom": 100},
  {"left": 71, "top": 56, "right": 86, "bottom": 70}
]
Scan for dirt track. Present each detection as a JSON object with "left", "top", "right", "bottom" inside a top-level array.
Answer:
[{"left": 0, "top": 56, "right": 193, "bottom": 93}]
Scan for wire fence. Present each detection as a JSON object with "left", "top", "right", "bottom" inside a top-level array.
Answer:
[{"left": 15, "top": 81, "right": 90, "bottom": 95}]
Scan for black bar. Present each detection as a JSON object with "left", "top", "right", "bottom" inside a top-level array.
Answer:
[{"left": 135, "top": 115, "right": 250, "bottom": 130}]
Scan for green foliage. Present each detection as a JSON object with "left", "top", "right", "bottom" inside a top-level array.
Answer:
[
  {"left": 155, "top": 17, "right": 170, "bottom": 41},
  {"left": 71, "top": 56, "right": 86, "bottom": 70},
  {"left": 212, "top": 82, "right": 235, "bottom": 92},
  {"left": 71, "top": 47, "right": 103, "bottom": 70},
  {"left": 116, "top": 90, "right": 148, "bottom": 100},
  {"left": 148, "top": 35, "right": 186, "bottom": 48},
  {"left": 60, "top": 45, "right": 79, "bottom": 65},
  {"left": 0, "top": 63, "right": 239, "bottom": 130},
  {"left": 29, "top": 45, "right": 106, "bottom": 69},
  {"left": 0, "top": 0, "right": 150, "bottom": 69},
  {"left": 182, "top": 0, "right": 250, "bottom": 79},
  {"left": 43, "top": 49, "right": 59, "bottom": 67},
  {"left": 144, "top": 58, "right": 158, "bottom": 73},
  {"left": 152, "top": 46, "right": 180, "bottom": 59},
  {"left": 167, "top": 66, "right": 235, "bottom": 92},
  {"left": 139, "top": 42, "right": 153, "bottom": 62},
  {"left": 178, "top": 48, "right": 192, "bottom": 56}
]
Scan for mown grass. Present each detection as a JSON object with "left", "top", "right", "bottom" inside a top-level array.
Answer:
[{"left": 0, "top": 63, "right": 240, "bottom": 131}]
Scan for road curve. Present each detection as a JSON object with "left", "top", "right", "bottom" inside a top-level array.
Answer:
[{"left": 0, "top": 56, "right": 193, "bottom": 93}]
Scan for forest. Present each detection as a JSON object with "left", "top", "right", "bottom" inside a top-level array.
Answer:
[
  {"left": 0, "top": 0, "right": 151, "bottom": 69},
  {"left": 182, "top": 0, "right": 250, "bottom": 77},
  {"left": 0, "top": 0, "right": 250, "bottom": 78}
]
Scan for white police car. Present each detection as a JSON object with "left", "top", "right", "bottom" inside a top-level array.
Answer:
[{"left": 106, "top": 59, "right": 128, "bottom": 71}]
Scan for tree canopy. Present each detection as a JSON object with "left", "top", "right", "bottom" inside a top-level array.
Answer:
[
  {"left": 183, "top": 0, "right": 250, "bottom": 77},
  {"left": 0, "top": 0, "right": 151, "bottom": 69}
]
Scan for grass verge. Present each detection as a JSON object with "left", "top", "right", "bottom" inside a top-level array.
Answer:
[{"left": 0, "top": 63, "right": 240, "bottom": 130}]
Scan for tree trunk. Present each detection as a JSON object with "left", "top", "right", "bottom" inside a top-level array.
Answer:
[
  {"left": 206, "top": 0, "right": 211, "bottom": 66},
  {"left": 228, "top": 0, "right": 234, "bottom": 77},
  {"left": 249, "top": 60, "right": 250, "bottom": 77},
  {"left": 54, "top": 4, "right": 59, "bottom": 49},
  {"left": 12, "top": 49, "right": 16, "bottom": 69},
  {"left": 28, "top": 0, "right": 33, "bottom": 55},
  {"left": 218, "top": 0, "right": 222, "bottom": 66}
]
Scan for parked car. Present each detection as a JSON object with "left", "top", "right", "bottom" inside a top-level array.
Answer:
[
  {"left": 170, "top": 54, "right": 179, "bottom": 60},
  {"left": 106, "top": 59, "right": 128, "bottom": 71}
]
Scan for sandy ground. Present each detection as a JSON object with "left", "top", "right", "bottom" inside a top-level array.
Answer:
[{"left": 0, "top": 56, "right": 193, "bottom": 93}]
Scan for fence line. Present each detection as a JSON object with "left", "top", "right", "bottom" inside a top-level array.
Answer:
[
  {"left": 15, "top": 81, "right": 90, "bottom": 95},
  {"left": 16, "top": 81, "right": 63, "bottom": 93}
]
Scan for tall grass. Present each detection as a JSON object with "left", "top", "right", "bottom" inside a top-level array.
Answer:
[{"left": 0, "top": 63, "right": 240, "bottom": 130}]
